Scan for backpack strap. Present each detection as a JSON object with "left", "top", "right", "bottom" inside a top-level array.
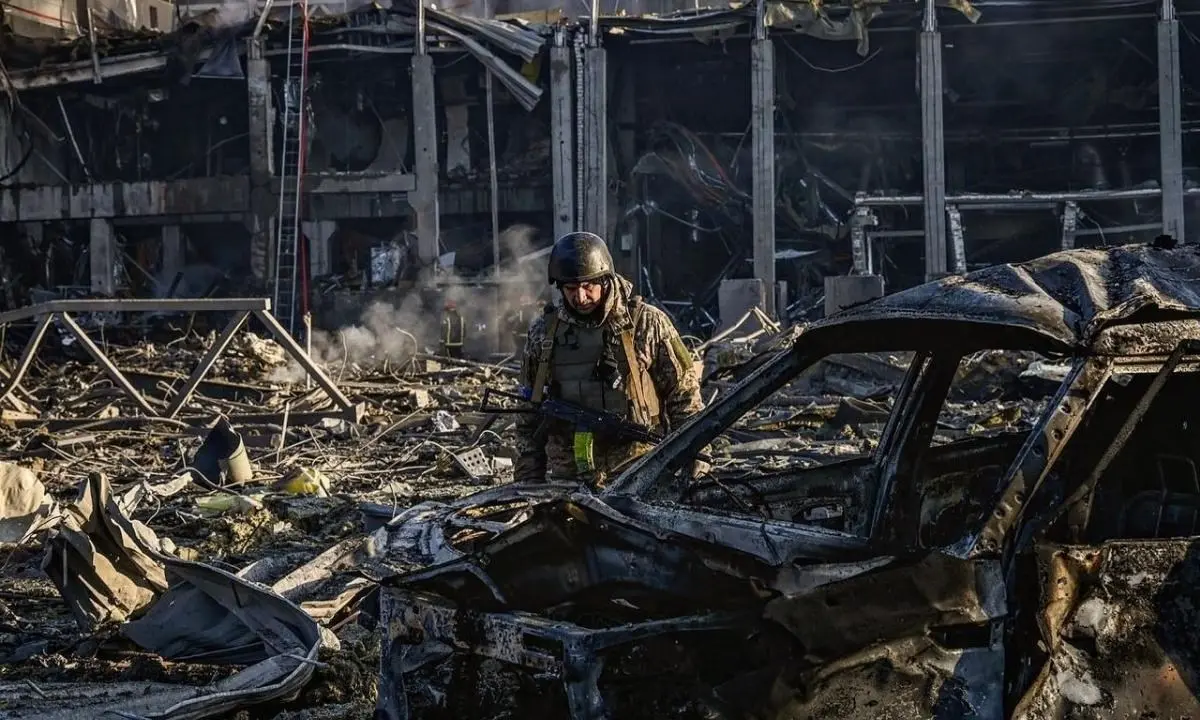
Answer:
[
  {"left": 619, "top": 300, "right": 658, "bottom": 427},
  {"left": 529, "top": 309, "right": 559, "bottom": 403}
]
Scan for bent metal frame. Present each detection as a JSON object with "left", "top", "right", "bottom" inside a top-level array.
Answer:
[{"left": 0, "top": 298, "right": 362, "bottom": 428}]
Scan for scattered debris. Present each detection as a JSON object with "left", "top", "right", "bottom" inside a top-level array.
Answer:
[{"left": 2, "top": 244, "right": 1199, "bottom": 720}]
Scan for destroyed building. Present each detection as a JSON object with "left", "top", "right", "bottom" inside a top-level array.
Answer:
[
  {"left": 2, "top": 0, "right": 1196, "bottom": 343},
  {"left": 3, "top": 0, "right": 1200, "bottom": 718},
  {"left": 2, "top": 241, "right": 1199, "bottom": 720}
]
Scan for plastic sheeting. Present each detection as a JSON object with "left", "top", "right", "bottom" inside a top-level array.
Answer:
[{"left": 18, "top": 473, "right": 323, "bottom": 720}]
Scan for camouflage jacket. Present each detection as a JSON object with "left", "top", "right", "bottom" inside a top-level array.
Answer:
[{"left": 513, "top": 276, "right": 703, "bottom": 485}]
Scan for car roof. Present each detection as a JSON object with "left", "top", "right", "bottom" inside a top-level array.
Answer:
[{"left": 804, "top": 242, "right": 1200, "bottom": 354}]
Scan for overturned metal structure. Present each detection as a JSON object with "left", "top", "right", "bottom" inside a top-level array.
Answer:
[
  {"left": 376, "top": 242, "right": 1200, "bottom": 719},
  {"left": 0, "top": 298, "right": 361, "bottom": 427}
]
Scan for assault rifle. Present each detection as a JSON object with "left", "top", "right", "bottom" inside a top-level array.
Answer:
[{"left": 479, "top": 387, "right": 663, "bottom": 445}]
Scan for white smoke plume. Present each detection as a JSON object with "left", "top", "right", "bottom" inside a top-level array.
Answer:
[{"left": 270, "top": 223, "right": 554, "bottom": 384}]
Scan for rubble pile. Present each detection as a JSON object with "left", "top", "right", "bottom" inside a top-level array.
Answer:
[{"left": 0, "top": 316, "right": 1060, "bottom": 718}]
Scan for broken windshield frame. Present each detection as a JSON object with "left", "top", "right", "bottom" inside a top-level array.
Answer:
[{"left": 606, "top": 342, "right": 951, "bottom": 540}]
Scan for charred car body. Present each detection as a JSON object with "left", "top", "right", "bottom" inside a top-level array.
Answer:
[{"left": 376, "top": 242, "right": 1200, "bottom": 720}]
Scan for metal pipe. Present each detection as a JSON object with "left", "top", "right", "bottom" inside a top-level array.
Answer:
[
  {"left": 693, "top": 121, "right": 1200, "bottom": 143},
  {"left": 574, "top": 30, "right": 585, "bottom": 232},
  {"left": 57, "top": 97, "right": 90, "bottom": 182},
  {"left": 590, "top": 0, "right": 600, "bottom": 46},
  {"left": 416, "top": 0, "right": 427, "bottom": 55},
  {"left": 856, "top": 187, "right": 1165, "bottom": 207},
  {"left": 252, "top": 0, "right": 275, "bottom": 38},
  {"left": 1074, "top": 222, "right": 1163, "bottom": 237},
  {"left": 621, "top": 10, "right": 1155, "bottom": 47},
  {"left": 485, "top": 0, "right": 500, "bottom": 275}
]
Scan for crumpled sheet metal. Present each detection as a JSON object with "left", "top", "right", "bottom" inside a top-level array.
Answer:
[
  {"left": 814, "top": 243, "right": 1200, "bottom": 352},
  {"left": 43, "top": 473, "right": 170, "bottom": 629},
  {"left": 758, "top": 551, "right": 1007, "bottom": 720},
  {"left": 27, "top": 474, "right": 322, "bottom": 720},
  {"left": 361, "top": 481, "right": 580, "bottom": 571},
  {"left": 1015, "top": 541, "right": 1200, "bottom": 719}
]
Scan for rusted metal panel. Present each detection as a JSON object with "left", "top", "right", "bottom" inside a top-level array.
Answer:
[
  {"left": 0, "top": 177, "right": 251, "bottom": 220},
  {"left": 1017, "top": 541, "right": 1200, "bottom": 719}
]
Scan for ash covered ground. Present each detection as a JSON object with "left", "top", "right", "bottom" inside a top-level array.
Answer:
[{"left": 0, "top": 318, "right": 1056, "bottom": 719}]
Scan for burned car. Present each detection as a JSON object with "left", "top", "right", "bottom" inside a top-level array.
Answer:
[{"left": 376, "top": 242, "right": 1200, "bottom": 720}]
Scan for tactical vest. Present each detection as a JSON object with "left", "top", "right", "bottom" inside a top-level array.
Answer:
[
  {"left": 550, "top": 323, "right": 636, "bottom": 418},
  {"left": 533, "top": 301, "right": 661, "bottom": 429}
]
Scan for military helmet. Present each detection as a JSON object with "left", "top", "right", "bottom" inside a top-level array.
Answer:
[{"left": 547, "top": 232, "right": 614, "bottom": 285}]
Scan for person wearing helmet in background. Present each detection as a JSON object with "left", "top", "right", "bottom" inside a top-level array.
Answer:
[
  {"left": 514, "top": 231, "right": 706, "bottom": 487},
  {"left": 440, "top": 298, "right": 465, "bottom": 359},
  {"left": 504, "top": 293, "right": 538, "bottom": 357}
]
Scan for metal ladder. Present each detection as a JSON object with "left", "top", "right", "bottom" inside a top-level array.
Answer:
[{"left": 273, "top": 0, "right": 312, "bottom": 337}]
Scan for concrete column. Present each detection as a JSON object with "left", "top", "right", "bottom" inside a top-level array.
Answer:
[
  {"left": 161, "top": 224, "right": 185, "bottom": 279},
  {"left": 246, "top": 38, "right": 275, "bottom": 286},
  {"left": 750, "top": 37, "right": 776, "bottom": 317},
  {"left": 410, "top": 53, "right": 441, "bottom": 268},
  {"left": 550, "top": 30, "right": 575, "bottom": 240},
  {"left": 89, "top": 219, "right": 117, "bottom": 295},
  {"left": 919, "top": 0, "right": 948, "bottom": 279},
  {"left": 302, "top": 220, "right": 336, "bottom": 278},
  {"left": 580, "top": 46, "right": 608, "bottom": 237},
  {"left": 246, "top": 215, "right": 273, "bottom": 285},
  {"left": 612, "top": 62, "right": 637, "bottom": 280},
  {"left": 1159, "top": 0, "right": 1185, "bottom": 240}
]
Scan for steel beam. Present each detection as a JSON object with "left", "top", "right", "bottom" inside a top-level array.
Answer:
[
  {"left": 1159, "top": 0, "right": 1185, "bottom": 241},
  {"left": 550, "top": 30, "right": 574, "bottom": 241},
  {"left": 946, "top": 204, "right": 966, "bottom": 274},
  {"left": 920, "top": 1, "right": 947, "bottom": 280},
  {"left": 0, "top": 298, "right": 359, "bottom": 426},
  {"left": 57, "top": 312, "right": 157, "bottom": 416},
  {"left": 164, "top": 311, "right": 251, "bottom": 418},
  {"left": 410, "top": 53, "right": 441, "bottom": 268},
  {"left": 857, "top": 187, "right": 1164, "bottom": 207},
  {"left": 253, "top": 309, "right": 356, "bottom": 412},
  {"left": 0, "top": 313, "right": 53, "bottom": 409},
  {"left": 580, "top": 46, "right": 608, "bottom": 237},
  {"left": 0, "top": 298, "right": 270, "bottom": 325},
  {"left": 751, "top": 37, "right": 777, "bottom": 316}
]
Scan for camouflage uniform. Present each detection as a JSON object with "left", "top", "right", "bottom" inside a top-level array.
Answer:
[{"left": 514, "top": 276, "right": 703, "bottom": 486}]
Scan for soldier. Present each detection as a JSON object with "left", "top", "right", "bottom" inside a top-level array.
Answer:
[
  {"left": 504, "top": 294, "right": 537, "bottom": 357},
  {"left": 440, "top": 298, "right": 465, "bottom": 359},
  {"left": 514, "top": 231, "right": 705, "bottom": 487}
]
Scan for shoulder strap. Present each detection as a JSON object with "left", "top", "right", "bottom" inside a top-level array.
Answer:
[
  {"left": 530, "top": 311, "right": 559, "bottom": 403},
  {"left": 619, "top": 301, "right": 655, "bottom": 426}
]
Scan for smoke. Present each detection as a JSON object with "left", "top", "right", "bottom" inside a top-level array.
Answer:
[{"left": 270, "top": 223, "right": 554, "bottom": 384}]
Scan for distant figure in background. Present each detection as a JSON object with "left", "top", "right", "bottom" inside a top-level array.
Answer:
[
  {"left": 505, "top": 294, "right": 538, "bottom": 356},
  {"left": 440, "top": 299, "right": 466, "bottom": 359}
]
